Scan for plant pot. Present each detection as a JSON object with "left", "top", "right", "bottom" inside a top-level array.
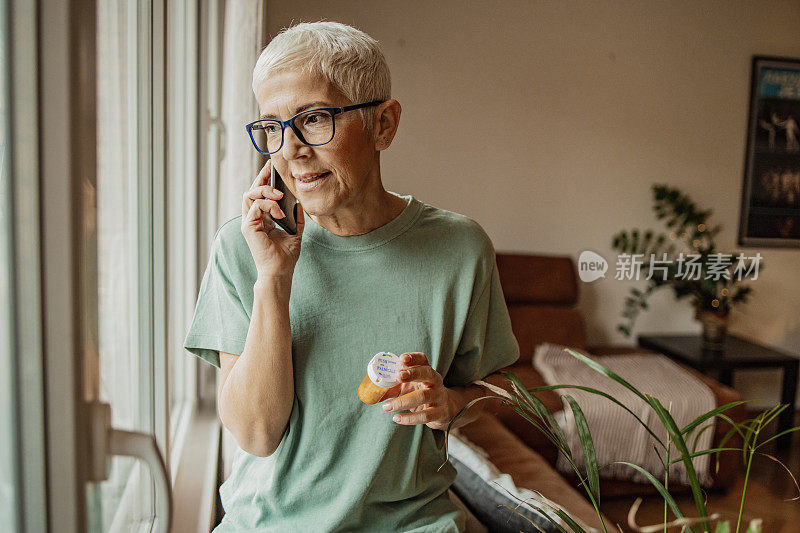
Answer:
[{"left": 695, "top": 309, "right": 729, "bottom": 348}]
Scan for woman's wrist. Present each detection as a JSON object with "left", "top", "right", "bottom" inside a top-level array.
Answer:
[
  {"left": 254, "top": 275, "right": 292, "bottom": 301},
  {"left": 446, "top": 383, "right": 488, "bottom": 429}
]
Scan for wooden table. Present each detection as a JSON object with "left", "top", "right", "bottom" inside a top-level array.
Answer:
[{"left": 638, "top": 333, "right": 799, "bottom": 449}]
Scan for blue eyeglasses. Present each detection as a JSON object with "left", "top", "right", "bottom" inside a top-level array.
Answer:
[{"left": 245, "top": 100, "right": 385, "bottom": 155}]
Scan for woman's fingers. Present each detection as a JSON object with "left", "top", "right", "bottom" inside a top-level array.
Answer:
[
  {"left": 244, "top": 198, "right": 274, "bottom": 233},
  {"left": 250, "top": 159, "right": 271, "bottom": 189},
  {"left": 243, "top": 160, "right": 274, "bottom": 216},
  {"left": 244, "top": 198, "right": 284, "bottom": 230},
  {"left": 295, "top": 203, "right": 305, "bottom": 237},
  {"left": 244, "top": 185, "right": 284, "bottom": 202},
  {"left": 258, "top": 198, "right": 285, "bottom": 220}
]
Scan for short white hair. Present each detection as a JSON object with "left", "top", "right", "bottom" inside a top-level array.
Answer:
[{"left": 252, "top": 21, "right": 391, "bottom": 135}]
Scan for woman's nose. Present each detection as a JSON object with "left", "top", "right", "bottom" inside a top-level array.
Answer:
[{"left": 279, "top": 125, "right": 310, "bottom": 160}]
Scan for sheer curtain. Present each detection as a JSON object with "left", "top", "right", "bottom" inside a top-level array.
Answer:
[
  {"left": 206, "top": 0, "right": 269, "bottom": 481},
  {"left": 216, "top": 0, "right": 268, "bottom": 225}
]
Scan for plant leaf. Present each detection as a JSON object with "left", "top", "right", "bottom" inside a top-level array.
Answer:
[
  {"left": 503, "top": 372, "right": 570, "bottom": 451},
  {"left": 647, "top": 397, "right": 710, "bottom": 529},
  {"left": 564, "top": 395, "right": 600, "bottom": 504},
  {"left": 680, "top": 401, "right": 749, "bottom": 436},
  {"left": 564, "top": 348, "right": 649, "bottom": 403},
  {"left": 526, "top": 383, "right": 665, "bottom": 448},
  {"left": 614, "top": 462, "right": 684, "bottom": 520}
]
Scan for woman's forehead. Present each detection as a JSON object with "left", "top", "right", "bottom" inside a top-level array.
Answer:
[{"left": 256, "top": 70, "right": 342, "bottom": 116}]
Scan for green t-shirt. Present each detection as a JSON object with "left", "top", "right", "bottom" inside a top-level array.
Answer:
[{"left": 183, "top": 192, "right": 520, "bottom": 532}]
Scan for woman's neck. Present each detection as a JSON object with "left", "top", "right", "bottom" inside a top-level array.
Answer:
[{"left": 310, "top": 189, "right": 408, "bottom": 237}]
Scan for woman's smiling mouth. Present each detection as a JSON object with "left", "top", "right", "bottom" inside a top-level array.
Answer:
[{"left": 294, "top": 171, "right": 330, "bottom": 191}]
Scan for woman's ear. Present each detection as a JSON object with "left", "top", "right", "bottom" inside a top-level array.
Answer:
[{"left": 374, "top": 99, "right": 401, "bottom": 150}]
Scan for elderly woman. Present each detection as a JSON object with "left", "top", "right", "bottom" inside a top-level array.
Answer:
[{"left": 184, "top": 21, "right": 519, "bottom": 532}]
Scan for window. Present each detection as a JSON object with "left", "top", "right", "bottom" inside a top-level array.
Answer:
[
  {"left": 93, "top": 0, "right": 163, "bottom": 528},
  {"left": 6, "top": 0, "right": 227, "bottom": 529},
  {"left": 0, "top": 0, "right": 19, "bottom": 526}
]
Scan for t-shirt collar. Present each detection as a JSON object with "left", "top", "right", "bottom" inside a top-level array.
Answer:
[{"left": 302, "top": 191, "right": 422, "bottom": 251}]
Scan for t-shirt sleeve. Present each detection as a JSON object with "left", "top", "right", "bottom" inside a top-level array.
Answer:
[
  {"left": 183, "top": 225, "right": 251, "bottom": 368},
  {"left": 444, "top": 241, "right": 520, "bottom": 388}
]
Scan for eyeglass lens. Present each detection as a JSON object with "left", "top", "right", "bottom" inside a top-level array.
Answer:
[{"left": 252, "top": 109, "right": 334, "bottom": 154}]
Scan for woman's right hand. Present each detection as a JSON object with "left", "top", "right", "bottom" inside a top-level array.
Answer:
[{"left": 241, "top": 159, "right": 305, "bottom": 280}]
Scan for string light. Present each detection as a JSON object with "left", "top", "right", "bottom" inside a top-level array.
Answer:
[
  {"left": 711, "top": 299, "right": 720, "bottom": 308},
  {"left": 698, "top": 224, "right": 706, "bottom": 232}
]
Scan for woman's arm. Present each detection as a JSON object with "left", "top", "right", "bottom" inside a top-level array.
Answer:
[
  {"left": 217, "top": 277, "right": 294, "bottom": 457},
  {"left": 447, "top": 372, "right": 505, "bottom": 428},
  {"left": 444, "top": 382, "right": 491, "bottom": 429}
]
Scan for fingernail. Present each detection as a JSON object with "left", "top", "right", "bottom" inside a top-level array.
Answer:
[
  {"left": 393, "top": 415, "right": 400, "bottom": 422},
  {"left": 275, "top": 190, "right": 283, "bottom": 196},
  {"left": 383, "top": 403, "right": 392, "bottom": 411},
  {"left": 400, "top": 370, "right": 410, "bottom": 380}
]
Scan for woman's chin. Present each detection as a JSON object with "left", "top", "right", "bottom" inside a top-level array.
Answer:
[{"left": 298, "top": 196, "right": 336, "bottom": 218}]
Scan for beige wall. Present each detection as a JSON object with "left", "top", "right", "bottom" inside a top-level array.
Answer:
[{"left": 265, "top": 0, "right": 800, "bottom": 407}]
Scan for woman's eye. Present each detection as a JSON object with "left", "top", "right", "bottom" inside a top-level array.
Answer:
[{"left": 304, "top": 112, "right": 325, "bottom": 124}]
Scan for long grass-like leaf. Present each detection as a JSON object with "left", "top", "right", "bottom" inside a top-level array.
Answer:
[
  {"left": 741, "top": 418, "right": 759, "bottom": 463},
  {"left": 757, "top": 452, "right": 800, "bottom": 501},
  {"left": 564, "top": 395, "right": 600, "bottom": 504},
  {"left": 508, "top": 403, "right": 559, "bottom": 449},
  {"left": 496, "top": 504, "right": 556, "bottom": 533},
  {"left": 668, "top": 447, "right": 741, "bottom": 465},
  {"left": 647, "top": 397, "right": 710, "bottom": 531},
  {"left": 614, "top": 462, "right": 684, "bottom": 520},
  {"left": 438, "top": 394, "right": 511, "bottom": 471},
  {"left": 680, "top": 401, "right": 749, "bottom": 435},
  {"left": 754, "top": 426, "right": 800, "bottom": 448},
  {"left": 524, "top": 383, "right": 665, "bottom": 449},
  {"left": 758, "top": 404, "right": 788, "bottom": 430},
  {"left": 490, "top": 477, "right": 578, "bottom": 533},
  {"left": 715, "top": 413, "right": 749, "bottom": 442},
  {"left": 564, "top": 348, "right": 649, "bottom": 403},
  {"left": 504, "top": 371, "right": 570, "bottom": 450},
  {"left": 691, "top": 423, "right": 715, "bottom": 454},
  {"left": 556, "top": 508, "right": 592, "bottom": 533}
]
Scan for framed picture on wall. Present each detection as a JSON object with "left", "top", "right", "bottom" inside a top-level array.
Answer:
[{"left": 738, "top": 55, "right": 800, "bottom": 247}]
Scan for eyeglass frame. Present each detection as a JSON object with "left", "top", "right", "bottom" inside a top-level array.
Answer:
[{"left": 244, "top": 100, "right": 386, "bottom": 155}]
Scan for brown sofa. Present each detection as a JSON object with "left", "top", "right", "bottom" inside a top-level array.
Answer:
[{"left": 456, "top": 253, "right": 746, "bottom": 529}]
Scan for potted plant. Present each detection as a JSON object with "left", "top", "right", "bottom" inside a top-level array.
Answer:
[
  {"left": 442, "top": 348, "right": 799, "bottom": 533},
  {"left": 611, "top": 185, "right": 761, "bottom": 347}
]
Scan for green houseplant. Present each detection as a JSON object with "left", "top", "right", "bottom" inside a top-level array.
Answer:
[
  {"left": 611, "top": 185, "right": 761, "bottom": 345},
  {"left": 441, "top": 348, "right": 799, "bottom": 533}
]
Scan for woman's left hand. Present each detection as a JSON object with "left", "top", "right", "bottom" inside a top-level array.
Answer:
[{"left": 382, "top": 352, "right": 453, "bottom": 431}]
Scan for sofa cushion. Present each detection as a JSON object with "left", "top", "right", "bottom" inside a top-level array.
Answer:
[
  {"left": 508, "top": 306, "right": 587, "bottom": 363},
  {"left": 481, "top": 352, "right": 745, "bottom": 496},
  {"left": 455, "top": 413, "right": 609, "bottom": 531},
  {"left": 447, "top": 435, "right": 564, "bottom": 532},
  {"left": 496, "top": 254, "right": 578, "bottom": 306}
]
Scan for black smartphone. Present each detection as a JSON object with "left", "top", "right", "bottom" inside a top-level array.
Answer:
[{"left": 269, "top": 163, "right": 299, "bottom": 235}]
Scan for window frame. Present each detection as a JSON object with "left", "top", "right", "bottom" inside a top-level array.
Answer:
[
  {"left": 167, "top": 0, "right": 225, "bottom": 528},
  {"left": 4, "top": 0, "right": 47, "bottom": 531}
]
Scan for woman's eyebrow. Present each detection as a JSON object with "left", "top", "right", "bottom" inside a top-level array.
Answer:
[{"left": 260, "top": 101, "right": 330, "bottom": 120}]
